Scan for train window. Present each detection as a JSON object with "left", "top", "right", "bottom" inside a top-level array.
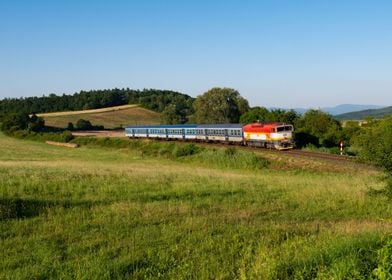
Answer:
[
  {"left": 285, "top": 126, "right": 292, "bottom": 131},
  {"left": 277, "top": 127, "right": 284, "bottom": 132}
]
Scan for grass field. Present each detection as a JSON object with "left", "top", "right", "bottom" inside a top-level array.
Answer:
[
  {"left": 1, "top": 133, "right": 391, "bottom": 279},
  {"left": 40, "top": 105, "right": 160, "bottom": 129}
]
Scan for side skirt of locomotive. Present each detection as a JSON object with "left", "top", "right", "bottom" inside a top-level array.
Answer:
[{"left": 244, "top": 140, "right": 293, "bottom": 150}]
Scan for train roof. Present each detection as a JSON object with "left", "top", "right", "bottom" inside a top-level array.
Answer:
[
  {"left": 125, "top": 124, "right": 243, "bottom": 129},
  {"left": 196, "top": 124, "right": 243, "bottom": 129},
  {"left": 243, "top": 122, "right": 291, "bottom": 127},
  {"left": 125, "top": 124, "right": 197, "bottom": 129}
]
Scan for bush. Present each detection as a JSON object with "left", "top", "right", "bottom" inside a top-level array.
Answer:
[
  {"left": 9, "top": 130, "right": 74, "bottom": 143},
  {"left": 70, "top": 137, "right": 269, "bottom": 170},
  {"left": 353, "top": 117, "right": 392, "bottom": 198},
  {"left": 374, "top": 235, "right": 392, "bottom": 279},
  {"left": 193, "top": 147, "right": 269, "bottom": 170},
  {"left": 66, "top": 122, "right": 74, "bottom": 131},
  {"left": 172, "top": 143, "right": 200, "bottom": 157},
  {"left": 75, "top": 119, "right": 93, "bottom": 130}
]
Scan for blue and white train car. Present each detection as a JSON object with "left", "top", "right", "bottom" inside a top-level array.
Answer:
[
  {"left": 125, "top": 125, "right": 197, "bottom": 140},
  {"left": 125, "top": 124, "right": 243, "bottom": 143},
  {"left": 196, "top": 124, "right": 243, "bottom": 142}
]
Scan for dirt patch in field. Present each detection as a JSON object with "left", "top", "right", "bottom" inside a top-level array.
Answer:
[{"left": 72, "top": 130, "right": 126, "bottom": 138}]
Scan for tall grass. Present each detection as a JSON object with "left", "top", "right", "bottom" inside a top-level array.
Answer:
[
  {"left": 1, "top": 133, "right": 391, "bottom": 279},
  {"left": 71, "top": 137, "right": 269, "bottom": 170}
]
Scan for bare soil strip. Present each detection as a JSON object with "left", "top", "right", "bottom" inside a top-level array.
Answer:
[{"left": 72, "top": 130, "right": 126, "bottom": 138}]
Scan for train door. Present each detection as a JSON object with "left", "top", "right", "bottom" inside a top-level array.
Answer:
[{"left": 224, "top": 129, "right": 229, "bottom": 142}]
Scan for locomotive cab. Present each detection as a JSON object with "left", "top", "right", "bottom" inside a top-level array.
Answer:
[
  {"left": 242, "top": 122, "right": 294, "bottom": 149},
  {"left": 274, "top": 124, "right": 293, "bottom": 150}
]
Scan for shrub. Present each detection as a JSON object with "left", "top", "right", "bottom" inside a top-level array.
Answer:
[
  {"left": 8, "top": 130, "right": 74, "bottom": 143},
  {"left": 374, "top": 235, "right": 392, "bottom": 279},
  {"left": 75, "top": 119, "right": 93, "bottom": 130},
  {"left": 172, "top": 143, "right": 200, "bottom": 157},
  {"left": 193, "top": 147, "right": 269, "bottom": 170}
]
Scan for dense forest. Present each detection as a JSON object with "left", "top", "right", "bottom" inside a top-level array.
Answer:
[{"left": 0, "top": 88, "right": 195, "bottom": 119}]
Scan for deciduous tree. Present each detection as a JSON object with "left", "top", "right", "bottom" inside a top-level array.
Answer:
[{"left": 193, "top": 87, "right": 249, "bottom": 124}]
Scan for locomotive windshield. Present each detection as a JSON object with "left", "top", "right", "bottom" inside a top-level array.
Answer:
[{"left": 277, "top": 125, "right": 293, "bottom": 132}]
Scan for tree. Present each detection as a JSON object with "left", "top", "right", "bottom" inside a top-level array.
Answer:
[
  {"left": 1, "top": 112, "right": 30, "bottom": 132},
  {"left": 160, "top": 104, "right": 181, "bottom": 124},
  {"left": 240, "top": 107, "right": 300, "bottom": 125},
  {"left": 28, "top": 113, "right": 45, "bottom": 132},
  {"left": 353, "top": 117, "right": 392, "bottom": 173},
  {"left": 353, "top": 117, "right": 392, "bottom": 197},
  {"left": 342, "top": 121, "right": 361, "bottom": 145},
  {"left": 193, "top": 87, "right": 249, "bottom": 124},
  {"left": 295, "top": 110, "right": 342, "bottom": 148},
  {"left": 66, "top": 122, "right": 74, "bottom": 131},
  {"left": 75, "top": 119, "right": 93, "bottom": 130},
  {"left": 239, "top": 107, "right": 270, "bottom": 124}
]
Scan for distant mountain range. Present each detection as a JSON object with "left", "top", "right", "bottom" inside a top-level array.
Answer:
[
  {"left": 284, "top": 104, "right": 383, "bottom": 115},
  {"left": 334, "top": 106, "right": 392, "bottom": 120},
  {"left": 269, "top": 104, "right": 391, "bottom": 120}
]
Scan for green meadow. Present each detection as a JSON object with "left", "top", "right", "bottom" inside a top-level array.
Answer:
[{"left": 1, "top": 133, "right": 391, "bottom": 279}]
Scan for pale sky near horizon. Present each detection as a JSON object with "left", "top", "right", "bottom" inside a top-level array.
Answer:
[{"left": 1, "top": 0, "right": 391, "bottom": 108}]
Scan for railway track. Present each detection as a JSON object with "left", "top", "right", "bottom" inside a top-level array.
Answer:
[{"left": 281, "top": 149, "right": 352, "bottom": 161}]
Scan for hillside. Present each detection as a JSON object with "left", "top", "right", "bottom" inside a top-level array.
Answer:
[
  {"left": 40, "top": 104, "right": 161, "bottom": 129},
  {"left": 334, "top": 106, "right": 392, "bottom": 120},
  {"left": 271, "top": 104, "right": 382, "bottom": 115},
  {"left": 322, "top": 104, "right": 382, "bottom": 115},
  {"left": 0, "top": 88, "right": 194, "bottom": 115}
]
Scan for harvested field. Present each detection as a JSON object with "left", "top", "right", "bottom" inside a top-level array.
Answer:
[
  {"left": 41, "top": 105, "right": 160, "bottom": 129},
  {"left": 37, "top": 104, "right": 138, "bottom": 117}
]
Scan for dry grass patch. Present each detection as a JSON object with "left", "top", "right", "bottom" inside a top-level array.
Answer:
[
  {"left": 37, "top": 104, "right": 139, "bottom": 117},
  {"left": 42, "top": 105, "right": 160, "bottom": 128}
]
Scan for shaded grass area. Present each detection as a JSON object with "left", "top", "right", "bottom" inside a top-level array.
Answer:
[{"left": 1, "top": 133, "right": 391, "bottom": 279}]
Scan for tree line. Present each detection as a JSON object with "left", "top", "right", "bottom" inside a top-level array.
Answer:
[
  {"left": 1, "top": 86, "right": 390, "bottom": 155},
  {"left": 0, "top": 88, "right": 195, "bottom": 121}
]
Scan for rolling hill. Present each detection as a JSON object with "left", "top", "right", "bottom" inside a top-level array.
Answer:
[
  {"left": 38, "top": 104, "right": 161, "bottom": 129},
  {"left": 271, "top": 104, "right": 382, "bottom": 115},
  {"left": 334, "top": 106, "right": 392, "bottom": 120}
]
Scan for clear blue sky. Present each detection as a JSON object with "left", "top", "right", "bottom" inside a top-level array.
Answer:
[{"left": 1, "top": 0, "right": 391, "bottom": 108}]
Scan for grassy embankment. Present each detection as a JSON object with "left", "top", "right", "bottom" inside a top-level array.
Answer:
[
  {"left": 39, "top": 104, "right": 161, "bottom": 129},
  {"left": 1, "top": 132, "right": 391, "bottom": 279}
]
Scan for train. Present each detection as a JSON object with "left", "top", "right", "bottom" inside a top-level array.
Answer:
[{"left": 124, "top": 122, "right": 294, "bottom": 150}]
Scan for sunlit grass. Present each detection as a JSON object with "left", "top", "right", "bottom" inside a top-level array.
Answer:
[{"left": 1, "top": 133, "right": 391, "bottom": 279}]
